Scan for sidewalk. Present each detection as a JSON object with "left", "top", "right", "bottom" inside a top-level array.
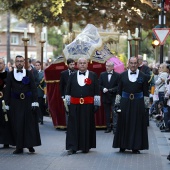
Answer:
[{"left": 0, "top": 117, "right": 169, "bottom": 170}]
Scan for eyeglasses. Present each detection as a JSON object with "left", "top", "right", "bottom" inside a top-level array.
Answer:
[
  {"left": 129, "top": 62, "right": 138, "bottom": 65},
  {"left": 16, "top": 60, "right": 24, "bottom": 63}
]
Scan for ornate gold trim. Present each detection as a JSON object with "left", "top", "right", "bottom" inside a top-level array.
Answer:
[{"left": 45, "top": 80, "right": 60, "bottom": 83}]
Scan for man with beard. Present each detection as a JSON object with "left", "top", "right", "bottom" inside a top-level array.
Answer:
[
  {"left": 65, "top": 57, "right": 100, "bottom": 155},
  {"left": 60, "top": 58, "right": 76, "bottom": 126},
  {"left": 0, "top": 58, "right": 14, "bottom": 148},
  {"left": 5, "top": 55, "right": 41, "bottom": 154}
]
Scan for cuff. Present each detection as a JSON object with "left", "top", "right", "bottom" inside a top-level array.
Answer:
[
  {"left": 65, "top": 95, "right": 71, "bottom": 105},
  {"left": 31, "top": 102, "right": 39, "bottom": 107},
  {"left": 94, "top": 95, "right": 101, "bottom": 106},
  {"left": 5, "top": 105, "right": 9, "bottom": 110}
]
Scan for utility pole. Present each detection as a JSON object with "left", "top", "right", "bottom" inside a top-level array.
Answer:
[{"left": 160, "top": 0, "right": 165, "bottom": 63}]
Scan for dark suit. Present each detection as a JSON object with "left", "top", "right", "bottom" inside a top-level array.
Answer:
[
  {"left": 37, "top": 70, "right": 46, "bottom": 124},
  {"left": 99, "top": 71, "right": 120, "bottom": 132},
  {"left": 138, "top": 64, "right": 151, "bottom": 126},
  {"left": 138, "top": 65, "right": 150, "bottom": 81},
  {"left": 30, "top": 66, "right": 39, "bottom": 87},
  {"left": 60, "top": 69, "right": 76, "bottom": 125},
  {"left": 60, "top": 70, "right": 70, "bottom": 98}
]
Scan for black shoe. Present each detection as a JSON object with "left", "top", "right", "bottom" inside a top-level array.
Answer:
[
  {"left": 132, "top": 150, "right": 140, "bottom": 154},
  {"left": 82, "top": 150, "right": 89, "bottom": 153},
  {"left": 13, "top": 149, "right": 23, "bottom": 154},
  {"left": 168, "top": 138, "right": 170, "bottom": 140},
  {"left": 104, "top": 129, "right": 111, "bottom": 133},
  {"left": 40, "top": 121, "right": 43, "bottom": 125},
  {"left": 67, "top": 150, "right": 76, "bottom": 155},
  {"left": 167, "top": 154, "right": 170, "bottom": 161},
  {"left": 3, "top": 144, "right": 9, "bottom": 148},
  {"left": 28, "top": 147, "right": 35, "bottom": 153},
  {"left": 161, "top": 129, "right": 170, "bottom": 132},
  {"left": 119, "top": 148, "right": 125, "bottom": 152}
]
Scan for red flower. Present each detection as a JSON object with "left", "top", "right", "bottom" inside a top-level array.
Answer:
[{"left": 84, "top": 78, "right": 92, "bottom": 85}]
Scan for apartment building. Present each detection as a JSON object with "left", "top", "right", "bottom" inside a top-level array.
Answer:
[{"left": 0, "top": 13, "right": 53, "bottom": 63}]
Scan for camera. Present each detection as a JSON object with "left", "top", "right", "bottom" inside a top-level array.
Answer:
[{"left": 152, "top": 0, "right": 157, "bottom": 4}]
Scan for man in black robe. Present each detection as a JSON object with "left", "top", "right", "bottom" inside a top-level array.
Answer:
[
  {"left": 113, "top": 57, "right": 149, "bottom": 154},
  {"left": 5, "top": 55, "right": 41, "bottom": 154},
  {"left": 59, "top": 58, "right": 76, "bottom": 126},
  {"left": 99, "top": 60, "right": 120, "bottom": 133},
  {"left": 65, "top": 57, "right": 100, "bottom": 155},
  {"left": 0, "top": 58, "right": 14, "bottom": 148}
]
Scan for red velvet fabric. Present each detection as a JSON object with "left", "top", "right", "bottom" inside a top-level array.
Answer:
[{"left": 44, "top": 62, "right": 106, "bottom": 128}]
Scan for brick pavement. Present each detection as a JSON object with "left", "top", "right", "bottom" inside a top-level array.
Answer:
[{"left": 0, "top": 117, "right": 170, "bottom": 170}]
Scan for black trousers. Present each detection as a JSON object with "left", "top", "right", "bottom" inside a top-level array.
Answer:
[
  {"left": 38, "top": 97, "right": 46, "bottom": 122},
  {"left": 103, "top": 96, "right": 117, "bottom": 130}
]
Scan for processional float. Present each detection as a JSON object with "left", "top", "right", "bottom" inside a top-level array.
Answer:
[{"left": 45, "top": 24, "right": 124, "bottom": 129}]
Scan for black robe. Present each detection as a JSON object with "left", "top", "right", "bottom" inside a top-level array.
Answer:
[
  {"left": 66, "top": 71, "right": 99, "bottom": 152},
  {"left": 113, "top": 70, "right": 149, "bottom": 150},
  {"left": 0, "top": 71, "right": 15, "bottom": 145},
  {"left": 5, "top": 70, "right": 41, "bottom": 149}
]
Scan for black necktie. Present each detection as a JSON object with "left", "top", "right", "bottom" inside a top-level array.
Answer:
[
  {"left": 108, "top": 72, "right": 112, "bottom": 75},
  {"left": 130, "top": 72, "right": 136, "bottom": 75},
  {"left": 17, "top": 70, "right": 23, "bottom": 73},
  {"left": 79, "top": 72, "right": 86, "bottom": 76}
]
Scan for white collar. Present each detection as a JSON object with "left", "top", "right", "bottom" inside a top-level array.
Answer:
[
  {"left": 128, "top": 69, "right": 139, "bottom": 82},
  {"left": 14, "top": 68, "right": 26, "bottom": 81},
  {"left": 77, "top": 70, "right": 89, "bottom": 86}
]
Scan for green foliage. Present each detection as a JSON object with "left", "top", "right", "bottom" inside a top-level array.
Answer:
[
  {"left": 118, "top": 53, "right": 128, "bottom": 68},
  {"left": 48, "top": 27, "right": 63, "bottom": 57},
  {"left": 0, "top": 0, "right": 167, "bottom": 32}
]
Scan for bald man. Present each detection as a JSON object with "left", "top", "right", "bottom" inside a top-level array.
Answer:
[
  {"left": 113, "top": 57, "right": 149, "bottom": 154},
  {"left": 65, "top": 57, "right": 100, "bottom": 155}
]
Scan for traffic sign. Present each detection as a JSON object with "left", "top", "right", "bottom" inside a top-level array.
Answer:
[{"left": 152, "top": 28, "right": 170, "bottom": 45}]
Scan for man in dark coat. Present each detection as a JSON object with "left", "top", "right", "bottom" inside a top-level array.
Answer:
[
  {"left": 59, "top": 58, "right": 76, "bottom": 126},
  {"left": 5, "top": 55, "right": 41, "bottom": 154},
  {"left": 65, "top": 57, "right": 100, "bottom": 155},
  {"left": 0, "top": 58, "right": 14, "bottom": 148},
  {"left": 138, "top": 55, "right": 151, "bottom": 81},
  {"left": 113, "top": 57, "right": 149, "bottom": 154},
  {"left": 138, "top": 55, "right": 151, "bottom": 126},
  {"left": 99, "top": 60, "right": 120, "bottom": 133},
  {"left": 35, "top": 61, "right": 46, "bottom": 125}
]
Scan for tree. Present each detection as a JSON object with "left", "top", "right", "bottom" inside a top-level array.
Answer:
[{"left": 0, "top": 0, "right": 167, "bottom": 32}]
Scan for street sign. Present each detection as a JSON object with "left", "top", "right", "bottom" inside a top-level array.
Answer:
[{"left": 152, "top": 28, "right": 170, "bottom": 45}]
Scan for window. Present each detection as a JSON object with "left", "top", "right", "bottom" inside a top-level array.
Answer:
[{"left": 11, "top": 34, "right": 19, "bottom": 45}]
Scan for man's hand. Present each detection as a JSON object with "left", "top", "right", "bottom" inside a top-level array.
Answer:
[{"left": 103, "top": 88, "right": 108, "bottom": 93}]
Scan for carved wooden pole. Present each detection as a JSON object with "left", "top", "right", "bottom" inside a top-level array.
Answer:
[
  {"left": 22, "top": 38, "right": 29, "bottom": 69},
  {"left": 39, "top": 40, "right": 46, "bottom": 70},
  {"left": 127, "top": 30, "right": 133, "bottom": 59}
]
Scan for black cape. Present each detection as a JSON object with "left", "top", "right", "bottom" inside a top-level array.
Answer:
[
  {"left": 0, "top": 71, "right": 15, "bottom": 145},
  {"left": 113, "top": 70, "right": 149, "bottom": 150},
  {"left": 66, "top": 71, "right": 99, "bottom": 152},
  {"left": 5, "top": 70, "right": 41, "bottom": 148}
]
